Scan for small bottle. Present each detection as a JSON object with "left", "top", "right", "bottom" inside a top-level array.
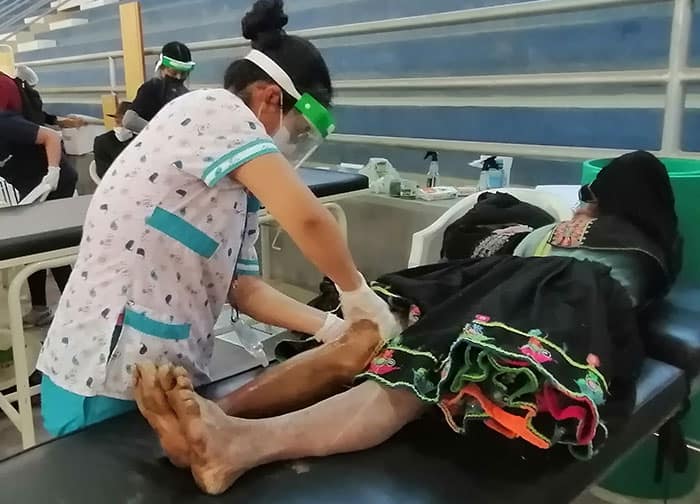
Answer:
[
  {"left": 478, "top": 156, "right": 498, "bottom": 190},
  {"left": 488, "top": 158, "right": 504, "bottom": 189},
  {"left": 424, "top": 151, "right": 439, "bottom": 188}
]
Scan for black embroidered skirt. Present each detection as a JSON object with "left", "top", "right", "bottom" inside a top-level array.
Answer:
[{"left": 359, "top": 256, "right": 643, "bottom": 459}]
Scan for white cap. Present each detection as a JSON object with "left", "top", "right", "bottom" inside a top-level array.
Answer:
[{"left": 15, "top": 64, "right": 38, "bottom": 86}]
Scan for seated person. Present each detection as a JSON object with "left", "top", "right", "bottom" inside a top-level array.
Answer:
[
  {"left": 122, "top": 41, "right": 193, "bottom": 133},
  {"left": 93, "top": 101, "right": 133, "bottom": 178},
  {"left": 14, "top": 64, "right": 88, "bottom": 130},
  {"left": 1, "top": 67, "right": 79, "bottom": 326},
  {"left": 134, "top": 150, "right": 680, "bottom": 495}
]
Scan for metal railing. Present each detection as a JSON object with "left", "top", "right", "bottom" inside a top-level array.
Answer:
[{"left": 20, "top": 0, "right": 699, "bottom": 161}]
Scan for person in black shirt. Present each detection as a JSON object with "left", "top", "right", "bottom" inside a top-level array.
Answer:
[
  {"left": 122, "top": 41, "right": 194, "bottom": 132},
  {"left": 15, "top": 64, "right": 88, "bottom": 130},
  {"left": 93, "top": 100, "right": 133, "bottom": 178},
  {"left": 0, "top": 111, "right": 64, "bottom": 197},
  {"left": 0, "top": 111, "right": 74, "bottom": 326}
]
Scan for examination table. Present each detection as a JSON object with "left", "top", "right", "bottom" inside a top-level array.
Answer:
[
  {"left": 1, "top": 172, "right": 699, "bottom": 503},
  {"left": 0, "top": 285, "right": 697, "bottom": 503}
]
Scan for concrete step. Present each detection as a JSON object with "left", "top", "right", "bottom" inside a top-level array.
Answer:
[
  {"left": 0, "top": 31, "right": 36, "bottom": 44},
  {"left": 25, "top": 11, "right": 71, "bottom": 25},
  {"left": 48, "top": 18, "right": 89, "bottom": 31},
  {"left": 81, "top": 0, "right": 119, "bottom": 11},
  {"left": 23, "top": 16, "right": 48, "bottom": 25},
  {"left": 16, "top": 39, "right": 57, "bottom": 53},
  {"left": 50, "top": 0, "right": 83, "bottom": 12},
  {"left": 12, "top": 31, "right": 37, "bottom": 43}
]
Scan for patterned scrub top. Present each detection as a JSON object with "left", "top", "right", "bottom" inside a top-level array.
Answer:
[{"left": 37, "top": 88, "right": 279, "bottom": 400}]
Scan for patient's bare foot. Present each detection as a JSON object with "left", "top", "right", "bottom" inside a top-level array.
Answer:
[
  {"left": 166, "top": 368, "right": 249, "bottom": 495},
  {"left": 134, "top": 362, "right": 191, "bottom": 468}
]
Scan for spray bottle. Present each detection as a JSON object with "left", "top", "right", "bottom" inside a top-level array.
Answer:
[
  {"left": 424, "top": 151, "right": 439, "bottom": 188},
  {"left": 478, "top": 156, "right": 495, "bottom": 191}
]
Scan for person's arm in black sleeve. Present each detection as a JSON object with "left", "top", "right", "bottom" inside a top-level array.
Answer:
[
  {"left": 43, "top": 111, "right": 58, "bottom": 126},
  {"left": 123, "top": 79, "right": 157, "bottom": 132},
  {"left": 0, "top": 113, "right": 61, "bottom": 166},
  {"left": 92, "top": 135, "right": 111, "bottom": 178}
]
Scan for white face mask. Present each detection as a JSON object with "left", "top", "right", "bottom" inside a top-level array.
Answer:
[
  {"left": 272, "top": 125, "right": 297, "bottom": 159},
  {"left": 256, "top": 91, "right": 295, "bottom": 157},
  {"left": 114, "top": 126, "right": 134, "bottom": 142}
]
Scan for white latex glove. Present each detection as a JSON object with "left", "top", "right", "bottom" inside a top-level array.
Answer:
[
  {"left": 338, "top": 274, "right": 400, "bottom": 341},
  {"left": 313, "top": 313, "right": 348, "bottom": 344},
  {"left": 41, "top": 166, "right": 61, "bottom": 191}
]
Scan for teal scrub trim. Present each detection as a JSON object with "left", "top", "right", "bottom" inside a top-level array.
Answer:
[
  {"left": 123, "top": 307, "right": 190, "bottom": 340},
  {"left": 202, "top": 139, "right": 279, "bottom": 187},
  {"left": 236, "top": 258, "right": 260, "bottom": 276},
  {"left": 247, "top": 194, "right": 261, "bottom": 212},
  {"left": 146, "top": 206, "right": 218, "bottom": 258},
  {"left": 41, "top": 375, "right": 135, "bottom": 437}
]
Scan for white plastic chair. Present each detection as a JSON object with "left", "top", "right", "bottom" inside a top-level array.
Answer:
[
  {"left": 407, "top": 187, "right": 574, "bottom": 267},
  {"left": 18, "top": 183, "right": 52, "bottom": 206},
  {"left": 0, "top": 177, "right": 20, "bottom": 208},
  {"left": 89, "top": 160, "right": 101, "bottom": 186}
]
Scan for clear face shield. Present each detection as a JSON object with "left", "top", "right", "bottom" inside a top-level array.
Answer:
[
  {"left": 154, "top": 54, "right": 195, "bottom": 80},
  {"left": 274, "top": 93, "right": 335, "bottom": 169},
  {"left": 245, "top": 50, "right": 335, "bottom": 169}
]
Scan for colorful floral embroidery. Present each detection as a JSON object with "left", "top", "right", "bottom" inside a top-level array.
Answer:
[
  {"left": 440, "top": 359, "right": 452, "bottom": 380},
  {"left": 408, "top": 305, "right": 421, "bottom": 326},
  {"left": 413, "top": 368, "right": 437, "bottom": 395},
  {"left": 462, "top": 322, "right": 494, "bottom": 343},
  {"left": 576, "top": 371, "right": 606, "bottom": 406},
  {"left": 368, "top": 349, "right": 400, "bottom": 375},
  {"left": 519, "top": 337, "right": 554, "bottom": 364},
  {"left": 475, "top": 314, "right": 491, "bottom": 323},
  {"left": 550, "top": 217, "right": 595, "bottom": 248},
  {"left": 586, "top": 353, "right": 601, "bottom": 368}
]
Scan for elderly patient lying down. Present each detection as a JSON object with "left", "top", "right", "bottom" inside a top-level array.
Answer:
[{"left": 135, "top": 151, "right": 681, "bottom": 495}]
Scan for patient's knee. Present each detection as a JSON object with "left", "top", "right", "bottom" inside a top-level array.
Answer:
[{"left": 334, "top": 320, "right": 384, "bottom": 376}]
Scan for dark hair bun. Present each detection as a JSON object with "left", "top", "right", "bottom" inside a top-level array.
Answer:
[{"left": 242, "top": 0, "right": 289, "bottom": 49}]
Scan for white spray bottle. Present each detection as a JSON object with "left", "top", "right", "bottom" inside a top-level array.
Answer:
[{"left": 425, "top": 151, "right": 439, "bottom": 188}]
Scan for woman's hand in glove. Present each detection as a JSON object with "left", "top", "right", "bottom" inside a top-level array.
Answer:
[
  {"left": 339, "top": 275, "right": 400, "bottom": 341},
  {"left": 313, "top": 313, "right": 348, "bottom": 344},
  {"left": 41, "top": 166, "right": 61, "bottom": 191}
]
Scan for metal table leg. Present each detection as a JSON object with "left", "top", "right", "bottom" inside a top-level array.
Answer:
[{"left": 4, "top": 254, "right": 77, "bottom": 449}]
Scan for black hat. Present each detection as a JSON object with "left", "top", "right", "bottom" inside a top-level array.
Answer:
[{"left": 158, "top": 41, "right": 195, "bottom": 72}]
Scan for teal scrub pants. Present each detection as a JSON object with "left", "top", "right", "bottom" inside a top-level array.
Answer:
[{"left": 41, "top": 375, "right": 136, "bottom": 436}]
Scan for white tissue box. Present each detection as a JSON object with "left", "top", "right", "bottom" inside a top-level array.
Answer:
[{"left": 416, "top": 186, "right": 459, "bottom": 201}]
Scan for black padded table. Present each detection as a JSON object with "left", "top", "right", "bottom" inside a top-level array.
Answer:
[
  {"left": 0, "top": 195, "right": 91, "bottom": 261},
  {"left": 298, "top": 167, "right": 368, "bottom": 198},
  {"left": 0, "top": 168, "right": 368, "bottom": 261},
  {"left": 0, "top": 358, "right": 685, "bottom": 504}
]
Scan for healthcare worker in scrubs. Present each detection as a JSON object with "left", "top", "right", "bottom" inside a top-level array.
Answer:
[{"left": 37, "top": 0, "right": 398, "bottom": 436}]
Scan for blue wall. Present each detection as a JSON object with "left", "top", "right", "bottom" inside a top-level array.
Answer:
[{"left": 17, "top": 0, "right": 700, "bottom": 185}]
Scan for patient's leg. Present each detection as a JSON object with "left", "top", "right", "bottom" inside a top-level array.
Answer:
[
  {"left": 168, "top": 371, "right": 425, "bottom": 495},
  {"left": 216, "top": 320, "right": 384, "bottom": 418}
]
